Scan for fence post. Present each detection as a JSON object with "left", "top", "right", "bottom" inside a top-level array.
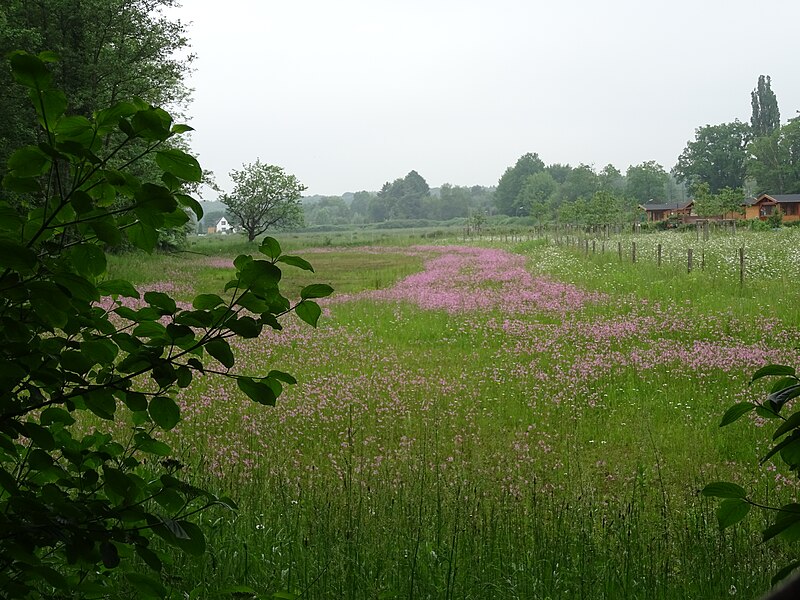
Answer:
[
  {"left": 657, "top": 243, "right": 662, "bottom": 267},
  {"left": 739, "top": 247, "right": 745, "bottom": 285},
  {"left": 701, "top": 250, "right": 705, "bottom": 271},
  {"left": 632, "top": 241, "right": 637, "bottom": 263},
  {"left": 618, "top": 242, "right": 622, "bottom": 262},
  {"left": 687, "top": 248, "right": 693, "bottom": 273}
]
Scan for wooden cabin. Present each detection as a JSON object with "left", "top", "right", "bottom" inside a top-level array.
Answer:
[
  {"left": 639, "top": 200, "right": 694, "bottom": 222},
  {"left": 744, "top": 194, "right": 800, "bottom": 222}
]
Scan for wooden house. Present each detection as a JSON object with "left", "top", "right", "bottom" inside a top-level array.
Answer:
[
  {"left": 744, "top": 194, "right": 800, "bottom": 222},
  {"left": 639, "top": 200, "right": 694, "bottom": 222}
]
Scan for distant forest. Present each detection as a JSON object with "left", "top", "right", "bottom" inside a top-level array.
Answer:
[{"left": 297, "top": 160, "right": 689, "bottom": 228}]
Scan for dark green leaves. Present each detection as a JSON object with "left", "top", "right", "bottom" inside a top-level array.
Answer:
[
  {"left": 702, "top": 481, "right": 747, "bottom": 499},
  {"left": 300, "top": 284, "right": 334, "bottom": 300},
  {"left": 149, "top": 397, "right": 180, "bottom": 430},
  {"left": 295, "top": 300, "right": 322, "bottom": 327},
  {"left": 156, "top": 149, "right": 202, "bottom": 182},
  {"left": 752, "top": 364, "right": 796, "bottom": 382},
  {"left": 237, "top": 377, "right": 277, "bottom": 406},
  {"left": 278, "top": 255, "right": 314, "bottom": 272},
  {"left": 716, "top": 499, "right": 751, "bottom": 529},
  {"left": 719, "top": 402, "right": 756, "bottom": 427},
  {"left": 205, "top": 339, "right": 235, "bottom": 369},
  {"left": 8, "top": 51, "right": 53, "bottom": 89}
]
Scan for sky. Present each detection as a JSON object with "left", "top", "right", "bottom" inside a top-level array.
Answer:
[{"left": 174, "top": 0, "right": 800, "bottom": 198}]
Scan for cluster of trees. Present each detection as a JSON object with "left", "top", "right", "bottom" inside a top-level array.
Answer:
[
  {"left": 0, "top": 0, "right": 192, "bottom": 182},
  {"left": 675, "top": 75, "right": 800, "bottom": 199},
  {"left": 494, "top": 152, "right": 686, "bottom": 224},
  {"left": 302, "top": 172, "right": 494, "bottom": 227}
]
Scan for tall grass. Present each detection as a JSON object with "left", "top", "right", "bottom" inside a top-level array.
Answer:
[{"left": 106, "top": 232, "right": 799, "bottom": 599}]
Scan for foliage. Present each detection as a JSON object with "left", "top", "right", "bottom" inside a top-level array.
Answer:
[
  {"left": 625, "top": 161, "right": 668, "bottom": 203},
  {"left": 692, "top": 183, "right": 744, "bottom": 217},
  {"left": 751, "top": 75, "right": 780, "bottom": 139},
  {"left": 674, "top": 121, "right": 751, "bottom": 193},
  {"left": 0, "top": 0, "right": 193, "bottom": 180},
  {"left": 0, "top": 53, "right": 331, "bottom": 598},
  {"left": 703, "top": 364, "right": 800, "bottom": 587},
  {"left": 222, "top": 159, "right": 306, "bottom": 241},
  {"left": 748, "top": 118, "right": 800, "bottom": 195},
  {"left": 495, "top": 152, "right": 545, "bottom": 215},
  {"left": 519, "top": 171, "right": 558, "bottom": 221},
  {"left": 371, "top": 170, "right": 431, "bottom": 220}
]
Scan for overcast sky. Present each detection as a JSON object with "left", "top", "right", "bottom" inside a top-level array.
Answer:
[{"left": 176, "top": 0, "right": 800, "bottom": 198}]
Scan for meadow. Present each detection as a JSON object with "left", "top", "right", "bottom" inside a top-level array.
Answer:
[{"left": 107, "top": 227, "right": 800, "bottom": 599}]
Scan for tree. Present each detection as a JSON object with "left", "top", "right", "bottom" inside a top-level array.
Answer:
[
  {"left": 625, "top": 161, "right": 668, "bottom": 203},
  {"left": 0, "top": 53, "right": 331, "bottom": 598},
  {"left": 222, "top": 160, "right": 306, "bottom": 241},
  {"left": 751, "top": 75, "right": 780, "bottom": 138},
  {"left": 748, "top": 118, "right": 800, "bottom": 194},
  {"left": 495, "top": 152, "right": 545, "bottom": 215},
  {"left": 597, "top": 164, "right": 625, "bottom": 194},
  {"left": 518, "top": 171, "right": 558, "bottom": 222},
  {"left": 0, "top": 0, "right": 193, "bottom": 179},
  {"left": 560, "top": 163, "right": 598, "bottom": 202},
  {"left": 674, "top": 121, "right": 751, "bottom": 193},
  {"left": 692, "top": 183, "right": 745, "bottom": 217}
]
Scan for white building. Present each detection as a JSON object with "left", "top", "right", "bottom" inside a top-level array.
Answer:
[{"left": 215, "top": 217, "right": 234, "bottom": 234}]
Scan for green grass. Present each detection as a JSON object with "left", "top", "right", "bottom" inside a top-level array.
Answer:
[{"left": 104, "top": 230, "right": 799, "bottom": 599}]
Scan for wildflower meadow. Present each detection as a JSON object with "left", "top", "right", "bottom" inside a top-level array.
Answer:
[{"left": 106, "top": 229, "right": 800, "bottom": 599}]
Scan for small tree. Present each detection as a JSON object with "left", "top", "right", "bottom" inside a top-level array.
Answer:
[
  {"left": 0, "top": 52, "right": 331, "bottom": 598},
  {"left": 222, "top": 160, "right": 306, "bottom": 241}
]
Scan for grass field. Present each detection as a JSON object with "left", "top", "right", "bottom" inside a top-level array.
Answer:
[{"left": 106, "top": 228, "right": 800, "bottom": 599}]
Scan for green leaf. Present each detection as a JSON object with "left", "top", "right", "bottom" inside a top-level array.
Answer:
[
  {"left": 67, "top": 243, "right": 107, "bottom": 278},
  {"left": 174, "top": 520, "right": 206, "bottom": 556},
  {"left": 268, "top": 370, "right": 297, "bottom": 385},
  {"left": 259, "top": 237, "right": 282, "bottom": 260},
  {"left": 144, "top": 291, "right": 177, "bottom": 315},
  {"left": 98, "top": 279, "right": 140, "bottom": 298},
  {"left": 100, "top": 541, "right": 120, "bottom": 569},
  {"left": 0, "top": 239, "right": 37, "bottom": 272},
  {"left": 127, "top": 221, "right": 159, "bottom": 252},
  {"left": 124, "top": 572, "right": 166, "bottom": 599},
  {"left": 774, "top": 412, "right": 800, "bottom": 440},
  {"left": 763, "top": 504, "right": 800, "bottom": 542},
  {"left": 32, "top": 88, "right": 67, "bottom": 130},
  {"left": 55, "top": 115, "right": 94, "bottom": 142},
  {"left": 206, "top": 339, "right": 235, "bottom": 369},
  {"left": 300, "top": 284, "right": 334, "bottom": 300},
  {"left": 156, "top": 149, "right": 202, "bottom": 182},
  {"left": 768, "top": 385, "right": 800, "bottom": 412},
  {"left": 7, "top": 146, "right": 50, "bottom": 177},
  {"left": 192, "top": 294, "right": 224, "bottom": 310},
  {"left": 176, "top": 193, "right": 203, "bottom": 220},
  {"left": 149, "top": 396, "right": 180, "bottom": 430},
  {"left": 716, "top": 498, "right": 750, "bottom": 529},
  {"left": 8, "top": 51, "right": 52, "bottom": 89},
  {"left": 702, "top": 481, "right": 747, "bottom": 499},
  {"left": 135, "top": 545, "right": 163, "bottom": 572},
  {"left": 227, "top": 316, "right": 262, "bottom": 338},
  {"left": 277, "top": 255, "right": 314, "bottom": 272},
  {"left": 719, "top": 402, "right": 756, "bottom": 427},
  {"left": 771, "top": 560, "right": 800, "bottom": 586},
  {"left": 295, "top": 300, "right": 321, "bottom": 327},
  {"left": 237, "top": 377, "right": 277, "bottom": 406},
  {"left": 752, "top": 364, "right": 796, "bottom": 383}
]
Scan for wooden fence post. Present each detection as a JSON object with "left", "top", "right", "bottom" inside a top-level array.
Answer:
[
  {"left": 687, "top": 248, "right": 693, "bottom": 273},
  {"left": 739, "top": 247, "right": 745, "bottom": 285},
  {"left": 657, "top": 243, "right": 662, "bottom": 267},
  {"left": 632, "top": 242, "right": 637, "bottom": 263},
  {"left": 618, "top": 242, "right": 622, "bottom": 261}
]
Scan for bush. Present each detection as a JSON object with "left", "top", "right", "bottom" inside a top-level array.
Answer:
[{"left": 0, "top": 52, "right": 330, "bottom": 598}]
